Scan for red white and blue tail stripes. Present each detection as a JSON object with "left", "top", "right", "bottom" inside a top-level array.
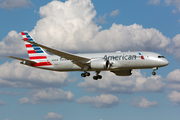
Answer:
[
  {"left": 21, "top": 32, "right": 48, "bottom": 61},
  {"left": 21, "top": 32, "right": 53, "bottom": 67}
]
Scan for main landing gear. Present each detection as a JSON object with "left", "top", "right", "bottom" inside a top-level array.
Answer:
[
  {"left": 81, "top": 71, "right": 102, "bottom": 80},
  {"left": 81, "top": 72, "right": 90, "bottom": 77},
  {"left": 152, "top": 67, "right": 158, "bottom": 75},
  {"left": 93, "top": 71, "right": 102, "bottom": 80}
]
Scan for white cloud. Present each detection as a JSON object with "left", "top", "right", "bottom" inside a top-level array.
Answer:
[
  {"left": 0, "top": 0, "right": 32, "bottom": 9},
  {"left": 166, "top": 69, "right": 180, "bottom": 83},
  {"left": 164, "top": 0, "right": 180, "bottom": 6},
  {"left": 94, "top": 14, "right": 107, "bottom": 24},
  {"left": 19, "top": 88, "right": 74, "bottom": 104},
  {"left": 172, "top": 34, "right": 180, "bottom": 48},
  {"left": 149, "top": 0, "right": 180, "bottom": 14},
  {"left": 167, "top": 84, "right": 180, "bottom": 91},
  {"left": 129, "top": 97, "right": 158, "bottom": 108},
  {"left": 0, "top": 31, "right": 26, "bottom": 57},
  {"left": 167, "top": 91, "right": 180, "bottom": 105},
  {"left": 148, "top": 0, "right": 161, "bottom": 5},
  {"left": 0, "top": 60, "right": 72, "bottom": 88},
  {"left": 91, "top": 23, "right": 171, "bottom": 52},
  {"left": 172, "top": 35, "right": 180, "bottom": 61},
  {"left": 76, "top": 94, "right": 120, "bottom": 108},
  {"left": 43, "top": 112, "right": 63, "bottom": 120},
  {"left": 78, "top": 70, "right": 166, "bottom": 94},
  {"left": 0, "top": 91, "right": 21, "bottom": 95},
  {"left": 164, "top": 0, "right": 180, "bottom": 13},
  {"left": 0, "top": 0, "right": 171, "bottom": 57},
  {"left": 0, "top": 99, "right": 6, "bottom": 105},
  {"left": 110, "top": 9, "right": 120, "bottom": 17},
  {"left": 172, "top": 7, "right": 180, "bottom": 13},
  {"left": 166, "top": 69, "right": 180, "bottom": 91}
]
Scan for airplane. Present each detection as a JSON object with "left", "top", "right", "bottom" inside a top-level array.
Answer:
[{"left": 8, "top": 32, "right": 169, "bottom": 80}]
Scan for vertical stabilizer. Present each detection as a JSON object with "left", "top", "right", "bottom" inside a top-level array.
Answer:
[{"left": 21, "top": 32, "right": 48, "bottom": 62}]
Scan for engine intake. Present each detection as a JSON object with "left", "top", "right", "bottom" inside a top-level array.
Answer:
[{"left": 90, "top": 59, "right": 110, "bottom": 70}]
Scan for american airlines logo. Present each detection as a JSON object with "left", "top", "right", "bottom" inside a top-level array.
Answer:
[{"left": 104, "top": 55, "right": 137, "bottom": 61}]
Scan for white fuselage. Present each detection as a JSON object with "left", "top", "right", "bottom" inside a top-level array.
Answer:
[{"left": 33, "top": 51, "right": 169, "bottom": 72}]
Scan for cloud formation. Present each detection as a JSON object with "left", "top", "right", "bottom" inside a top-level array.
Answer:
[
  {"left": 19, "top": 88, "right": 74, "bottom": 104},
  {"left": 76, "top": 94, "right": 120, "bottom": 108},
  {"left": 0, "top": 31, "right": 26, "bottom": 57},
  {"left": 43, "top": 112, "right": 63, "bottom": 120},
  {"left": 0, "top": 91, "right": 21, "bottom": 95},
  {"left": 149, "top": 0, "right": 180, "bottom": 13},
  {"left": 128, "top": 97, "right": 158, "bottom": 108},
  {"left": 94, "top": 14, "right": 107, "bottom": 24},
  {"left": 172, "top": 35, "right": 180, "bottom": 61},
  {"left": 148, "top": 0, "right": 161, "bottom": 5},
  {"left": 166, "top": 69, "right": 180, "bottom": 91},
  {"left": 110, "top": 9, "right": 120, "bottom": 16},
  {"left": 0, "top": 60, "right": 72, "bottom": 88},
  {"left": 167, "top": 91, "right": 180, "bottom": 105},
  {"left": 0, "top": 99, "right": 6, "bottom": 105},
  {"left": 164, "top": 0, "right": 180, "bottom": 13},
  {"left": 0, "top": 0, "right": 171, "bottom": 57},
  {"left": 78, "top": 70, "right": 166, "bottom": 94},
  {"left": 166, "top": 69, "right": 180, "bottom": 83},
  {"left": 0, "top": 0, "right": 32, "bottom": 9}
]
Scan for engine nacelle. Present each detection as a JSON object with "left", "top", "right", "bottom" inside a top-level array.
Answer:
[
  {"left": 111, "top": 69, "right": 132, "bottom": 76},
  {"left": 90, "top": 59, "right": 110, "bottom": 70}
]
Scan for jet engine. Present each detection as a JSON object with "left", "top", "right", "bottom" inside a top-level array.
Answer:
[
  {"left": 90, "top": 59, "right": 110, "bottom": 70},
  {"left": 111, "top": 69, "right": 132, "bottom": 76}
]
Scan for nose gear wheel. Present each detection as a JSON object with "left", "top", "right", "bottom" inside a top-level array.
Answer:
[{"left": 152, "top": 67, "right": 158, "bottom": 75}]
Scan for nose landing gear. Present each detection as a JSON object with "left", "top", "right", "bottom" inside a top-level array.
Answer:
[{"left": 152, "top": 67, "right": 158, "bottom": 75}]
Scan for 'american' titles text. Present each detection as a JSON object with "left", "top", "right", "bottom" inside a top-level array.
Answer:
[{"left": 104, "top": 55, "right": 136, "bottom": 61}]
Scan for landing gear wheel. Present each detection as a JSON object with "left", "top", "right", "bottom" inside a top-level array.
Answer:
[
  {"left": 97, "top": 75, "right": 102, "bottom": 79},
  {"left": 93, "top": 76, "right": 98, "bottom": 80},
  {"left": 152, "top": 72, "right": 156, "bottom": 75},
  {"left": 85, "top": 72, "right": 90, "bottom": 76},
  {"left": 81, "top": 72, "right": 90, "bottom": 78},
  {"left": 152, "top": 67, "right": 158, "bottom": 76},
  {"left": 81, "top": 73, "right": 86, "bottom": 77}
]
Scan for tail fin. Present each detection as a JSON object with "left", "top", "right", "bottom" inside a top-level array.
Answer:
[{"left": 21, "top": 32, "right": 49, "bottom": 61}]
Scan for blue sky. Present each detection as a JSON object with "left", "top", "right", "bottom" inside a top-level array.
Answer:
[{"left": 0, "top": 0, "right": 180, "bottom": 120}]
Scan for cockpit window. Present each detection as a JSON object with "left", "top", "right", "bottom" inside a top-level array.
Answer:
[{"left": 158, "top": 56, "right": 165, "bottom": 58}]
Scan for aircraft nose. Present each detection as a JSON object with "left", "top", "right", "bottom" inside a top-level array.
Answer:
[{"left": 163, "top": 59, "right": 169, "bottom": 66}]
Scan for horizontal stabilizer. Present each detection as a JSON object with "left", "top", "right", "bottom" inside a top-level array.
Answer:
[{"left": 7, "top": 56, "right": 37, "bottom": 63}]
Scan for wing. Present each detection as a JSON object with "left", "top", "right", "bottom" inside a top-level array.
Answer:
[
  {"left": 23, "top": 39, "right": 91, "bottom": 69},
  {"left": 8, "top": 56, "right": 37, "bottom": 63}
]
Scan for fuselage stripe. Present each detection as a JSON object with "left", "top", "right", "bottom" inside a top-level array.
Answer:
[{"left": 31, "top": 62, "right": 52, "bottom": 67}]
